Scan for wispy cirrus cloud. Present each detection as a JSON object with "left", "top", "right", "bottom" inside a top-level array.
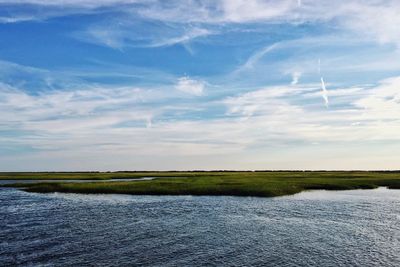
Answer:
[
  {"left": 74, "top": 20, "right": 213, "bottom": 51},
  {"left": 3, "top": 0, "right": 400, "bottom": 49},
  {"left": 223, "top": 77, "right": 400, "bottom": 143},
  {"left": 175, "top": 76, "right": 205, "bottom": 96},
  {"left": 290, "top": 71, "right": 302, "bottom": 85},
  {"left": 237, "top": 43, "right": 280, "bottom": 72},
  {"left": 2, "top": 1, "right": 400, "bottom": 170},
  {"left": 0, "top": 0, "right": 144, "bottom": 8},
  {"left": 0, "top": 15, "right": 36, "bottom": 23},
  {"left": 2, "top": 72, "right": 400, "bottom": 170},
  {"left": 138, "top": 0, "right": 400, "bottom": 48},
  {"left": 148, "top": 27, "right": 213, "bottom": 48}
]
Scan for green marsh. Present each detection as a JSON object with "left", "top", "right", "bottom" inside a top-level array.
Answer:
[{"left": 3, "top": 171, "right": 400, "bottom": 197}]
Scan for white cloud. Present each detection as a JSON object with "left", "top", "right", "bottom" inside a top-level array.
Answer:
[
  {"left": 175, "top": 76, "right": 205, "bottom": 96},
  {"left": 140, "top": 0, "right": 400, "bottom": 48},
  {"left": 148, "top": 27, "right": 213, "bottom": 48},
  {"left": 0, "top": 15, "right": 36, "bottom": 23},
  {"left": 291, "top": 71, "right": 301, "bottom": 85},
  {"left": 2, "top": 75, "right": 400, "bottom": 170},
  {"left": 83, "top": 27, "right": 126, "bottom": 50},
  {"left": 342, "top": 1, "right": 400, "bottom": 46},
  {"left": 218, "top": 0, "right": 296, "bottom": 23},
  {"left": 0, "top": 0, "right": 142, "bottom": 8},
  {"left": 223, "top": 76, "right": 400, "bottom": 144},
  {"left": 4, "top": 0, "right": 400, "bottom": 51},
  {"left": 3, "top": 1, "right": 400, "bottom": 170},
  {"left": 353, "top": 76, "right": 400, "bottom": 120},
  {"left": 76, "top": 21, "right": 213, "bottom": 50},
  {"left": 0, "top": 85, "right": 154, "bottom": 131},
  {"left": 223, "top": 86, "right": 306, "bottom": 118}
]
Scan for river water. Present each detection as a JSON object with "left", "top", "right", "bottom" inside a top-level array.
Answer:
[{"left": 1, "top": 187, "right": 400, "bottom": 266}]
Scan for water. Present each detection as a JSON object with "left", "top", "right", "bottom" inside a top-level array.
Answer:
[{"left": 1, "top": 187, "right": 400, "bottom": 266}]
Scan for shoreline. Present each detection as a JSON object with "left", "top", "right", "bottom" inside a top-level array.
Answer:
[{"left": 3, "top": 171, "right": 400, "bottom": 198}]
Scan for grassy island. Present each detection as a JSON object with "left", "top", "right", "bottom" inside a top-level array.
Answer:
[
  {"left": 3, "top": 171, "right": 400, "bottom": 197},
  {"left": 0, "top": 171, "right": 196, "bottom": 180}
]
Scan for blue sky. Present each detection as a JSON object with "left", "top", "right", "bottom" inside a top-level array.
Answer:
[{"left": 1, "top": 0, "right": 400, "bottom": 171}]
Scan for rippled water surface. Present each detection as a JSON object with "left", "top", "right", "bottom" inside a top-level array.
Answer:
[{"left": 1, "top": 187, "right": 400, "bottom": 266}]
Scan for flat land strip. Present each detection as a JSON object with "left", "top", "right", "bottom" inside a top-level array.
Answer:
[{"left": 3, "top": 171, "right": 400, "bottom": 197}]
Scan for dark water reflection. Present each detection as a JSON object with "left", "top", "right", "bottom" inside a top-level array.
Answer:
[{"left": 1, "top": 187, "right": 400, "bottom": 266}]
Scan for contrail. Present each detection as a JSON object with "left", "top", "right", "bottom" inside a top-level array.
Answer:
[
  {"left": 297, "top": 0, "right": 302, "bottom": 7},
  {"left": 320, "top": 77, "right": 329, "bottom": 107},
  {"left": 318, "top": 58, "right": 328, "bottom": 107},
  {"left": 240, "top": 43, "right": 279, "bottom": 71}
]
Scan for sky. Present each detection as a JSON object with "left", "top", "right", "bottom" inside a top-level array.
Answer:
[{"left": 1, "top": 0, "right": 400, "bottom": 171}]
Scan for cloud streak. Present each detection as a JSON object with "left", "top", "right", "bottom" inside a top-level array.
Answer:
[
  {"left": 2, "top": 74, "right": 400, "bottom": 170},
  {"left": 320, "top": 77, "right": 329, "bottom": 107},
  {"left": 291, "top": 71, "right": 301, "bottom": 85},
  {"left": 237, "top": 43, "right": 280, "bottom": 72},
  {"left": 175, "top": 76, "right": 205, "bottom": 96},
  {"left": 4, "top": 1, "right": 400, "bottom": 48},
  {"left": 2, "top": 1, "right": 400, "bottom": 170},
  {"left": 75, "top": 21, "right": 213, "bottom": 51}
]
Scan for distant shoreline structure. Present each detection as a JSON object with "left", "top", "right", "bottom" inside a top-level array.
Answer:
[{"left": 2, "top": 170, "right": 400, "bottom": 173}]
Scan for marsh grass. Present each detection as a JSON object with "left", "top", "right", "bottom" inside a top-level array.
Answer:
[
  {"left": 3, "top": 171, "right": 400, "bottom": 197},
  {"left": 0, "top": 171, "right": 218, "bottom": 180}
]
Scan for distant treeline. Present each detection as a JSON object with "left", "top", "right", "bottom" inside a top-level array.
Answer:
[{"left": 2, "top": 170, "right": 400, "bottom": 173}]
